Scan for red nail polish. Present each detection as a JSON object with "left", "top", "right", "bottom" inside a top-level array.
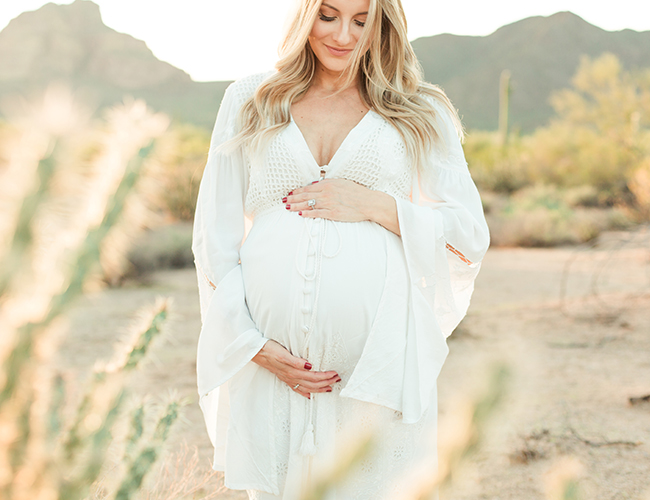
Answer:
[
  {"left": 327, "top": 389, "right": 332, "bottom": 392},
  {"left": 336, "top": 378, "right": 342, "bottom": 383},
  {"left": 282, "top": 197, "right": 287, "bottom": 203},
  {"left": 298, "top": 211, "right": 302, "bottom": 216},
  {"left": 288, "top": 191, "right": 293, "bottom": 195},
  {"left": 304, "top": 362, "right": 312, "bottom": 370},
  {"left": 311, "top": 180, "right": 319, "bottom": 184},
  {"left": 285, "top": 204, "right": 290, "bottom": 210}
]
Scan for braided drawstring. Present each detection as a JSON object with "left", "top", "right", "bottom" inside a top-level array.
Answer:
[
  {"left": 298, "top": 218, "right": 344, "bottom": 456},
  {"left": 293, "top": 169, "right": 343, "bottom": 457},
  {"left": 295, "top": 218, "right": 318, "bottom": 281}
]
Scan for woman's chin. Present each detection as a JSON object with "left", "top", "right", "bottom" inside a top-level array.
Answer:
[{"left": 315, "top": 59, "right": 352, "bottom": 76}]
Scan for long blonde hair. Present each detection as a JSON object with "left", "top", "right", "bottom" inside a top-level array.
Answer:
[{"left": 227, "top": 0, "right": 463, "bottom": 170}]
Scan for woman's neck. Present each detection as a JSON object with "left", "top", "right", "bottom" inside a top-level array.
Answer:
[{"left": 311, "top": 65, "right": 359, "bottom": 94}]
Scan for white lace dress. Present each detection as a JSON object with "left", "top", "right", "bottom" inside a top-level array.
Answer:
[{"left": 192, "top": 72, "right": 489, "bottom": 500}]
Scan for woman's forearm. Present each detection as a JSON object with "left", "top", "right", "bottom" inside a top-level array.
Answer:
[{"left": 364, "top": 190, "right": 401, "bottom": 237}]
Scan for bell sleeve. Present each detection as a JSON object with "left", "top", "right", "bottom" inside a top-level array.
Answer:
[
  {"left": 192, "top": 82, "right": 268, "bottom": 451},
  {"left": 398, "top": 100, "right": 490, "bottom": 335},
  {"left": 340, "top": 100, "right": 489, "bottom": 424},
  {"left": 395, "top": 101, "right": 489, "bottom": 421}
]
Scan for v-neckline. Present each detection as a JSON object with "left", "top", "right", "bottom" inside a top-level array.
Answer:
[{"left": 289, "top": 109, "right": 375, "bottom": 172}]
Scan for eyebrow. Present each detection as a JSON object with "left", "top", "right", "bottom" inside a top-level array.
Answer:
[{"left": 321, "top": 3, "right": 368, "bottom": 15}]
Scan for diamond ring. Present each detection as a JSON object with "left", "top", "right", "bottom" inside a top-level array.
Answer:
[
  {"left": 307, "top": 199, "right": 316, "bottom": 209},
  {"left": 293, "top": 383, "right": 300, "bottom": 390}
]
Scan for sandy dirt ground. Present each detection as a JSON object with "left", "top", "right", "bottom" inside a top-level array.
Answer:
[{"left": 57, "top": 229, "right": 650, "bottom": 500}]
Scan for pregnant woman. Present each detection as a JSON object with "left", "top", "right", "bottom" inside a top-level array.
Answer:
[{"left": 192, "top": 0, "right": 490, "bottom": 498}]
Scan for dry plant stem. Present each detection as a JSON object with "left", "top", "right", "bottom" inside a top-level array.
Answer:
[
  {"left": 141, "top": 443, "right": 223, "bottom": 500},
  {"left": 567, "top": 426, "right": 641, "bottom": 448}
]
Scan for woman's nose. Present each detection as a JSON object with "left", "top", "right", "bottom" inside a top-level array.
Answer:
[{"left": 332, "top": 22, "right": 352, "bottom": 46}]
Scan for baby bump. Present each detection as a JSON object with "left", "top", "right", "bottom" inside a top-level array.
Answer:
[{"left": 240, "top": 212, "right": 387, "bottom": 364}]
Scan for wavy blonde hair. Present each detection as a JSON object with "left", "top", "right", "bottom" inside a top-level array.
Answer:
[{"left": 227, "top": 0, "right": 463, "bottom": 170}]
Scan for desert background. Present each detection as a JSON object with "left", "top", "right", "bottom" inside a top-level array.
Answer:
[{"left": 0, "top": 1, "right": 649, "bottom": 499}]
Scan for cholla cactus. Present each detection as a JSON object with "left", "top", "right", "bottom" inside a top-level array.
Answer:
[{"left": 0, "top": 85, "right": 183, "bottom": 500}]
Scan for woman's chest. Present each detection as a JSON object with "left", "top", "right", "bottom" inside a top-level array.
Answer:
[
  {"left": 290, "top": 102, "right": 370, "bottom": 167},
  {"left": 244, "top": 113, "right": 413, "bottom": 218}
]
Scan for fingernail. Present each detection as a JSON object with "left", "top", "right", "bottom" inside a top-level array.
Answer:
[
  {"left": 288, "top": 191, "right": 293, "bottom": 195},
  {"left": 336, "top": 378, "right": 342, "bottom": 383},
  {"left": 327, "top": 389, "right": 332, "bottom": 392},
  {"left": 298, "top": 211, "right": 302, "bottom": 216},
  {"left": 304, "top": 362, "right": 312, "bottom": 370},
  {"left": 285, "top": 204, "right": 290, "bottom": 210},
  {"left": 282, "top": 197, "right": 287, "bottom": 203},
  {"left": 308, "top": 395, "right": 311, "bottom": 400},
  {"left": 311, "top": 180, "right": 319, "bottom": 184}
]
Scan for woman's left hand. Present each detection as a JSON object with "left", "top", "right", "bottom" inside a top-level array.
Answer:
[{"left": 283, "top": 179, "right": 401, "bottom": 235}]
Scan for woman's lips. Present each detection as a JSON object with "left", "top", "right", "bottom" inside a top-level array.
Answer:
[{"left": 326, "top": 45, "right": 352, "bottom": 57}]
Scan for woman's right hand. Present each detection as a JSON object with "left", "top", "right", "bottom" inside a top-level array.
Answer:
[{"left": 252, "top": 339, "right": 340, "bottom": 399}]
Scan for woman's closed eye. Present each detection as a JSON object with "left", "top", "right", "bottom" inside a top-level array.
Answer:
[{"left": 318, "top": 13, "right": 365, "bottom": 27}]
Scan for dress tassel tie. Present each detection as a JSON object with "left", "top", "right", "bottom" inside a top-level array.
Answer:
[
  {"left": 299, "top": 422, "right": 317, "bottom": 456},
  {"left": 297, "top": 215, "right": 334, "bottom": 458}
]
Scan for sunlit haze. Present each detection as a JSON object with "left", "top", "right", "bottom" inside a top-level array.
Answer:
[{"left": 2, "top": 0, "right": 649, "bottom": 82}]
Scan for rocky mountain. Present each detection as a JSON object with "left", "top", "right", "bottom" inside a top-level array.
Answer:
[
  {"left": 0, "top": 0, "right": 228, "bottom": 128},
  {"left": 413, "top": 11, "right": 650, "bottom": 131},
  {"left": 0, "top": 2, "right": 649, "bottom": 131}
]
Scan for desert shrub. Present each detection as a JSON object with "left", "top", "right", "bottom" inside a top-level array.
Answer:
[
  {"left": 155, "top": 124, "right": 210, "bottom": 221},
  {"left": 464, "top": 131, "right": 529, "bottom": 193},
  {"left": 561, "top": 185, "right": 601, "bottom": 208},
  {"left": 487, "top": 185, "right": 630, "bottom": 247},
  {"left": 126, "top": 222, "right": 194, "bottom": 277},
  {"left": 627, "top": 157, "right": 650, "bottom": 221},
  {"left": 520, "top": 122, "right": 638, "bottom": 203}
]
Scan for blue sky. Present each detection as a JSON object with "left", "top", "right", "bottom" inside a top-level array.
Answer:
[{"left": 2, "top": 0, "right": 649, "bottom": 81}]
